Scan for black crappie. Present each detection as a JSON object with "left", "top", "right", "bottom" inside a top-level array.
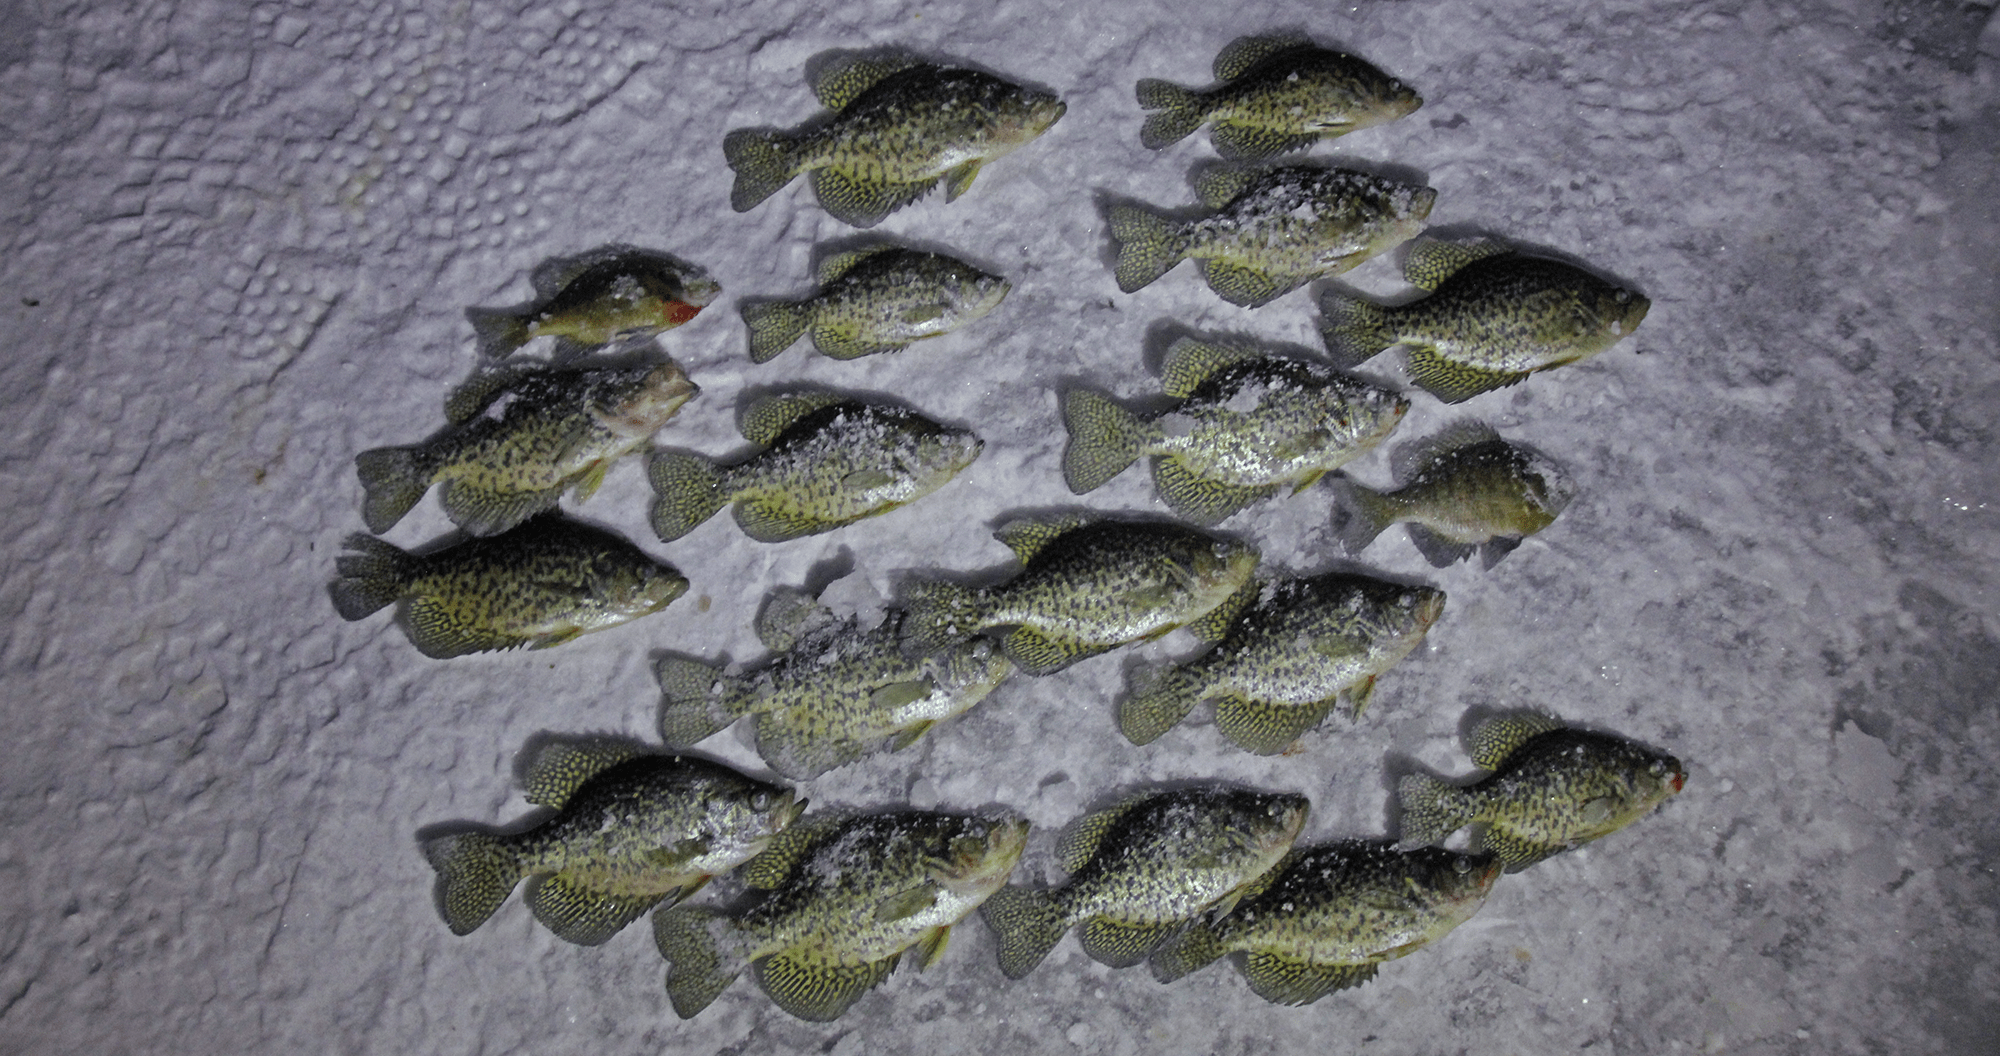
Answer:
[
  {"left": 464, "top": 246, "right": 720, "bottom": 358},
  {"left": 740, "top": 245, "right": 1011, "bottom": 363},
  {"left": 1330, "top": 422, "right": 1576, "bottom": 569},
  {"left": 1138, "top": 35, "right": 1422, "bottom": 160}
]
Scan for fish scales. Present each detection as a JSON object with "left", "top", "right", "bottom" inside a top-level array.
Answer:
[
  {"left": 1138, "top": 36, "right": 1422, "bottom": 159},
  {"left": 1332, "top": 423, "right": 1576, "bottom": 569},
  {"left": 465, "top": 248, "right": 720, "bottom": 357},
  {"left": 742, "top": 246, "right": 1012, "bottom": 362}
]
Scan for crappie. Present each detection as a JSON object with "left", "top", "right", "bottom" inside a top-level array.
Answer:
[
  {"left": 1399, "top": 713, "right": 1687, "bottom": 872},
  {"left": 1330, "top": 422, "right": 1576, "bottom": 568},
  {"left": 979, "top": 786, "right": 1309, "bottom": 978},
  {"left": 1061, "top": 337, "right": 1409, "bottom": 525},
  {"left": 355, "top": 359, "right": 698, "bottom": 537},
  {"left": 1138, "top": 35, "right": 1422, "bottom": 159},
  {"left": 656, "top": 586, "right": 1016, "bottom": 779},
  {"left": 724, "top": 55, "right": 1066, "bottom": 228},
  {"left": 1319, "top": 238, "right": 1650, "bottom": 403},
  {"left": 465, "top": 246, "right": 721, "bottom": 358},
  {"left": 646, "top": 393, "right": 982, "bottom": 543},
  {"left": 1149, "top": 841, "right": 1500, "bottom": 1004},
  {"left": 741, "top": 245, "right": 1012, "bottom": 363},
  {"left": 328, "top": 514, "right": 687, "bottom": 658},
  {"left": 1109, "top": 165, "right": 1435, "bottom": 307},
  {"left": 420, "top": 743, "right": 803, "bottom": 945},
  {"left": 903, "top": 516, "right": 1261, "bottom": 676},
  {"left": 654, "top": 809, "right": 1029, "bottom": 1021},
  {"left": 1119, "top": 572, "right": 1445, "bottom": 755}
]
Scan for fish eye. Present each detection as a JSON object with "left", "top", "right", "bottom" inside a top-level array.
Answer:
[
  {"left": 750, "top": 791, "right": 772, "bottom": 810},
  {"left": 1615, "top": 290, "right": 1631, "bottom": 303},
  {"left": 1453, "top": 855, "right": 1473, "bottom": 874},
  {"left": 1648, "top": 760, "right": 1665, "bottom": 776}
]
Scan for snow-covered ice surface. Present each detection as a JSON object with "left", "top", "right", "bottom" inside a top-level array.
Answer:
[{"left": 2, "top": 0, "right": 1997, "bottom": 1052}]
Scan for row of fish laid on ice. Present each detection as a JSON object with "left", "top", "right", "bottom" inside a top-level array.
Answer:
[{"left": 420, "top": 725, "right": 1682, "bottom": 1020}]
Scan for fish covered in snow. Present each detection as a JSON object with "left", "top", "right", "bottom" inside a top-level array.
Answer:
[
  {"left": 1119, "top": 572, "right": 1445, "bottom": 755},
  {"left": 654, "top": 809, "right": 1029, "bottom": 1021},
  {"left": 1149, "top": 841, "right": 1500, "bottom": 1004},
  {"left": 646, "top": 392, "right": 982, "bottom": 543},
  {"left": 724, "top": 54, "right": 1066, "bottom": 228},
  {"left": 979, "top": 785, "right": 1309, "bottom": 978},
  {"left": 465, "top": 247, "right": 721, "bottom": 358},
  {"left": 903, "top": 516, "right": 1261, "bottom": 676},
  {"left": 1330, "top": 422, "right": 1576, "bottom": 568},
  {"left": 420, "top": 742, "right": 803, "bottom": 945},
  {"left": 1109, "top": 165, "right": 1435, "bottom": 307},
  {"left": 1061, "top": 337, "right": 1409, "bottom": 525},
  {"left": 354, "top": 359, "right": 699, "bottom": 537},
  {"left": 1318, "top": 238, "right": 1650, "bottom": 403},
  {"left": 740, "top": 245, "right": 1012, "bottom": 363},
  {"left": 1138, "top": 35, "right": 1423, "bottom": 160},
  {"left": 1399, "top": 713, "right": 1686, "bottom": 872},
  {"left": 329, "top": 514, "right": 687, "bottom": 658},
  {"left": 656, "top": 586, "right": 1016, "bottom": 779}
]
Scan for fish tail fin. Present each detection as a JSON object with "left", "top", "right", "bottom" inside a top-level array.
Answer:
[
  {"left": 738, "top": 299, "right": 812, "bottom": 363},
  {"left": 329, "top": 534, "right": 414, "bottom": 620},
  {"left": 654, "top": 904, "right": 743, "bottom": 1020},
  {"left": 1135, "top": 79, "right": 1206, "bottom": 149},
  {"left": 1396, "top": 773, "right": 1468, "bottom": 849},
  {"left": 902, "top": 581, "right": 983, "bottom": 655},
  {"left": 421, "top": 831, "right": 523, "bottom": 935},
  {"left": 654, "top": 655, "right": 745, "bottom": 746},
  {"left": 646, "top": 450, "right": 728, "bottom": 542},
  {"left": 1117, "top": 665, "right": 1203, "bottom": 746},
  {"left": 1149, "top": 919, "right": 1228, "bottom": 983},
  {"left": 1059, "top": 390, "right": 1145, "bottom": 494},
  {"left": 979, "top": 886, "right": 1068, "bottom": 980},
  {"left": 465, "top": 306, "right": 532, "bottom": 358},
  {"left": 1107, "top": 204, "right": 1187, "bottom": 294},
  {"left": 353, "top": 447, "right": 431, "bottom": 534},
  {"left": 1328, "top": 478, "right": 1397, "bottom": 554},
  {"left": 723, "top": 129, "right": 801, "bottom": 213},
  {"left": 1316, "top": 291, "right": 1396, "bottom": 368}
]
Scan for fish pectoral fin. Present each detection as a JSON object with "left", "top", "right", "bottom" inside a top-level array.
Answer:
[
  {"left": 569, "top": 460, "right": 611, "bottom": 504},
  {"left": 1077, "top": 916, "right": 1177, "bottom": 969},
  {"left": 647, "top": 836, "right": 712, "bottom": 872},
  {"left": 810, "top": 167, "right": 935, "bottom": 229},
  {"left": 911, "top": 924, "right": 953, "bottom": 970},
  {"left": 524, "top": 874, "right": 668, "bottom": 947},
  {"left": 755, "top": 950, "right": 898, "bottom": 1023},
  {"left": 1242, "top": 953, "right": 1378, "bottom": 1006},
  {"left": 898, "top": 303, "right": 948, "bottom": 326},
  {"left": 1404, "top": 346, "right": 1532, "bottom": 404},
  {"left": 942, "top": 160, "right": 983, "bottom": 202},
  {"left": 840, "top": 468, "right": 898, "bottom": 491},
  {"left": 526, "top": 626, "right": 586, "bottom": 650},
  {"left": 1289, "top": 468, "right": 1331, "bottom": 495},
  {"left": 887, "top": 718, "right": 937, "bottom": 752},
  {"left": 874, "top": 884, "right": 941, "bottom": 924}
]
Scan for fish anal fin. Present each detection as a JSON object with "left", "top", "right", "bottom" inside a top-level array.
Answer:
[
  {"left": 755, "top": 950, "right": 897, "bottom": 1022},
  {"left": 1241, "top": 952, "right": 1378, "bottom": 1005}
]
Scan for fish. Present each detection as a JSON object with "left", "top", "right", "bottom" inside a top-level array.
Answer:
[
  {"left": 1398, "top": 713, "right": 1687, "bottom": 872},
  {"left": 1329, "top": 421, "right": 1577, "bottom": 568},
  {"left": 740, "top": 245, "right": 1012, "bottom": 363},
  {"left": 464, "top": 246, "right": 721, "bottom": 358},
  {"left": 420, "top": 742, "right": 804, "bottom": 945},
  {"left": 653, "top": 809, "right": 1029, "bottom": 1021},
  {"left": 1118, "top": 572, "right": 1445, "bottom": 755},
  {"left": 1138, "top": 34, "right": 1423, "bottom": 160},
  {"left": 655, "top": 586, "right": 1017, "bottom": 779},
  {"left": 1149, "top": 841, "right": 1501, "bottom": 1004},
  {"left": 354, "top": 359, "right": 699, "bottom": 537},
  {"left": 1108, "top": 165, "right": 1435, "bottom": 307},
  {"left": 1318, "top": 238, "right": 1650, "bottom": 403},
  {"left": 723, "top": 55, "right": 1066, "bottom": 228},
  {"left": 978, "top": 785, "right": 1309, "bottom": 978},
  {"left": 1061, "top": 337, "right": 1410, "bottom": 525},
  {"left": 646, "top": 393, "right": 983, "bottom": 543},
  {"left": 328, "top": 514, "right": 688, "bottom": 658},
  {"left": 902, "top": 516, "right": 1261, "bottom": 676}
]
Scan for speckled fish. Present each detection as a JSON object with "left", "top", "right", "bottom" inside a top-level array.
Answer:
[
  {"left": 328, "top": 514, "right": 688, "bottom": 658},
  {"left": 1330, "top": 422, "right": 1576, "bottom": 569},
  {"left": 646, "top": 393, "right": 982, "bottom": 543},
  {"left": 654, "top": 809, "right": 1029, "bottom": 1021},
  {"left": 1149, "top": 841, "right": 1500, "bottom": 1004},
  {"left": 724, "top": 55, "right": 1066, "bottom": 228},
  {"left": 420, "top": 743, "right": 803, "bottom": 945},
  {"left": 656, "top": 586, "right": 1016, "bottom": 779},
  {"left": 1318, "top": 238, "right": 1650, "bottom": 403},
  {"left": 1138, "top": 35, "right": 1422, "bottom": 160},
  {"left": 1109, "top": 165, "right": 1435, "bottom": 308},
  {"left": 903, "top": 516, "right": 1261, "bottom": 676},
  {"left": 1062, "top": 338, "right": 1409, "bottom": 525},
  {"left": 741, "top": 245, "right": 1012, "bottom": 363},
  {"left": 354, "top": 359, "right": 699, "bottom": 537},
  {"left": 1119, "top": 572, "right": 1445, "bottom": 754},
  {"left": 465, "top": 247, "right": 722, "bottom": 357},
  {"left": 1399, "top": 713, "right": 1686, "bottom": 872},
  {"left": 979, "top": 786, "right": 1309, "bottom": 978}
]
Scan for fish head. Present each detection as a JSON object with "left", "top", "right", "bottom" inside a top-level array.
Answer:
[
  {"left": 899, "top": 423, "right": 986, "bottom": 482},
  {"left": 1570, "top": 282, "right": 1650, "bottom": 350},
  {"left": 604, "top": 361, "right": 700, "bottom": 435},
  {"left": 1515, "top": 450, "right": 1580, "bottom": 519},
  {"left": 1209, "top": 790, "right": 1311, "bottom": 860},
  {"left": 1179, "top": 536, "right": 1261, "bottom": 597},
  {"left": 938, "top": 638, "right": 1017, "bottom": 698},
  {"left": 606, "top": 559, "right": 692, "bottom": 617},
  {"left": 1004, "top": 90, "right": 1068, "bottom": 143},
  {"left": 952, "top": 270, "right": 1014, "bottom": 319},
  {"left": 931, "top": 812, "right": 1031, "bottom": 897},
  {"left": 1400, "top": 584, "right": 1448, "bottom": 634}
]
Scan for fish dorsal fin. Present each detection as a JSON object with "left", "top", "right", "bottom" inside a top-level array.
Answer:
[
  {"left": 520, "top": 741, "right": 649, "bottom": 808},
  {"left": 811, "top": 54, "right": 922, "bottom": 111},
  {"left": 443, "top": 366, "right": 535, "bottom": 425},
  {"left": 1192, "top": 165, "right": 1265, "bottom": 210},
  {"left": 1389, "top": 420, "right": 1503, "bottom": 482},
  {"left": 1159, "top": 338, "right": 1258, "bottom": 399},
  {"left": 756, "top": 586, "right": 837, "bottom": 652},
  {"left": 992, "top": 515, "right": 1090, "bottom": 564},
  {"left": 755, "top": 950, "right": 898, "bottom": 1022},
  {"left": 1213, "top": 34, "right": 1314, "bottom": 81},
  {"left": 1467, "top": 713, "right": 1565, "bottom": 770},
  {"left": 816, "top": 244, "right": 899, "bottom": 285},
  {"left": 739, "top": 814, "right": 848, "bottom": 890},
  {"left": 1402, "top": 238, "right": 1511, "bottom": 292},
  {"left": 1242, "top": 953, "right": 1377, "bottom": 1006},
  {"left": 1056, "top": 796, "right": 1146, "bottom": 874},
  {"left": 740, "top": 391, "right": 852, "bottom": 447}
]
